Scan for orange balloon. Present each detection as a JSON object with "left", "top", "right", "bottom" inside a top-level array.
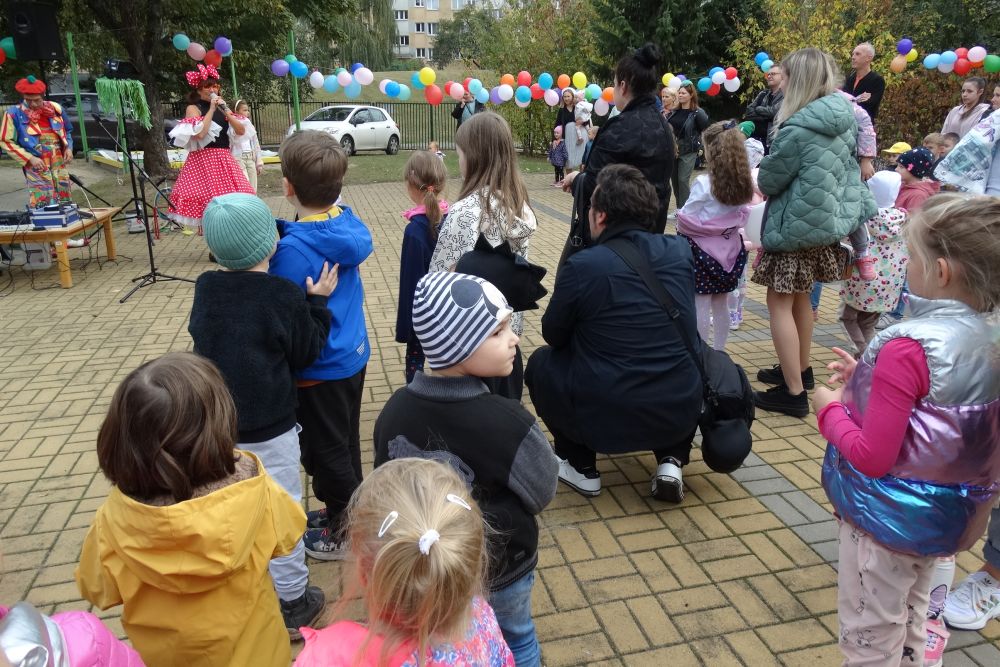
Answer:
[
  {"left": 500, "top": 73, "right": 515, "bottom": 86},
  {"left": 889, "top": 55, "right": 907, "bottom": 73},
  {"left": 556, "top": 73, "right": 571, "bottom": 89},
  {"left": 601, "top": 87, "right": 614, "bottom": 101}
]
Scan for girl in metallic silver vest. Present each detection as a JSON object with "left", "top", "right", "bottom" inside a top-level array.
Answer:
[{"left": 813, "top": 194, "right": 1000, "bottom": 666}]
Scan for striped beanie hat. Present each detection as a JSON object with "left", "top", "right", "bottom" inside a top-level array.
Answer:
[{"left": 412, "top": 272, "right": 513, "bottom": 370}]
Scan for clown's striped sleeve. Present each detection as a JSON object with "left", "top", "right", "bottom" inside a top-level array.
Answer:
[{"left": 0, "top": 109, "right": 33, "bottom": 166}]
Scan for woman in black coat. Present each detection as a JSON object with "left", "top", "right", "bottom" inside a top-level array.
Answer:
[{"left": 559, "top": 43, "right": 675, "bottom": 267}]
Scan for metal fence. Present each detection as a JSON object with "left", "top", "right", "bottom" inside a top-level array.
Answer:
[{"left": 164, "top": 100, "right": 469, "bottom": 151}]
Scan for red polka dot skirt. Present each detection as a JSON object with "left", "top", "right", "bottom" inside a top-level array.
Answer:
[{"left": 168, "top": 148, "right": 255, "bottom": 227}]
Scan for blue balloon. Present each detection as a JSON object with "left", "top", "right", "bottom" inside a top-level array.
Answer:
[
  {"left": 344, "top": 81, "right": 362, "bottom": 98},
  {"left": 351, "top": 62, "right": 364, "bottom": 73},
  {"left": 538, "top": 72, "right": 554, "bottom": 90},
  {"left": 697, "top": 77, "right": 712, "bottom": 92},
  {"left": 468, "top": 78, "right": 483, "bottom": 95},
  {"left": 760, "top": 59, "right": 774, "bottom": 73},
  {"left": 923, "top": 54, "right": 940, "bottom": 69},
  {"left": 172, "top": 34, "right": 190, "bottom": 51},
  {"left": 410, "top": 71, "right": 425, "bottom": 90},
  {"left": 290, "top": 61, "right": 308, "bottom": 78},
  {"left": 754, "top": 52, "right": 769, "bottom": 66},
  {"left": 398, "top": 84, "right": 412, "bottom": 101},
  {"left": 709, "top": 66, "right": 724, "bottom": 77},
  {"left": 323, "top": 75, "right": 340, "bottom": 92},
  {"left": 515, "top": 85, "right": 531, "bottom": 103},
  {"left": 475, "top": 87, "right": 489, "bottom": 104},
  {"left": 386, "top": 81, "right": 401, "bottom": 97},
  {"left": 940, "top": 50, "right": 957, "bottom": 64}
]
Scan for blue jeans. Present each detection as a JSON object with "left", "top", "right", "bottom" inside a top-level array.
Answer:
[
  {"left": 810, "top": 282, "right": 823, "bottom": 311},
  {"left": 489, "top": 570, "right": 539, "bottom": 667},
  {"left": 891, "top": 278, "right": 909, "bottom": 319}
]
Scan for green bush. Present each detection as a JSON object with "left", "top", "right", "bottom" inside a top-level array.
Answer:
[{"left": 877, "top": 74, "right": 969, "bottom": 146}]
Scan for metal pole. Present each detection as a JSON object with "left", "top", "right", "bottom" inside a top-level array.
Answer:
[
  {"left": 66, "top": 33, "right": 90, "bottom": 158},
  {"left": 229, "top": 51, "right": 238, "bottom": 99},
  {"left": 289, "top": 31, "right": 301, "bottom": 130}
]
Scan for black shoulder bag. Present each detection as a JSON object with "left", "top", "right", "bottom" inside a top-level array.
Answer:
[{"left": 604, "top": 237, "right": 755, "bottom": 473}]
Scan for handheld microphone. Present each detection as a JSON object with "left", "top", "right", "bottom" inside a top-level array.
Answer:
[
  {"left": 209, "top": 92, "right": 229, "bottom": 112},
  {"left": 69, "top": 173, "right": 85, "bottom": 188}
]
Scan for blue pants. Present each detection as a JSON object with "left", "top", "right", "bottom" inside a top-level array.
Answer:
[
  {"left": 891, "top": 279, "right": 909, "bottom": 319},
  {"left": 810, "top": 282, "right": 823, "bottom": 311},
  {"left": 489, "top": 570, "right": 540, "bottom": 667}
]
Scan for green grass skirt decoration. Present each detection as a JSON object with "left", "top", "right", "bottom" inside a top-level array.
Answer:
[{"left": 95, "top": 78, "right": 151, "bottom": 130}]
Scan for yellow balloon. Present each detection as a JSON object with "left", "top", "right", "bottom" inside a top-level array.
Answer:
[
  {"left": 662, "top": 73, "right": 674, "bottom": 86},
  {"left": 418, "top": 66, "right": 436, "bottom": 86},
  {"left": 572, "top": 71, "right": 587, "bottom": 89},
  {"left": 906, "top": 48, "right": 918, "bottom": 62}
]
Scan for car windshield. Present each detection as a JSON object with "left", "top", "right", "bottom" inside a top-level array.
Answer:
[{"left": 308, "top": 107, "right": 354, "bottom": 122}]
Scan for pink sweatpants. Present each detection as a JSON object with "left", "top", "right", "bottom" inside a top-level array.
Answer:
[{"left": 837, "top": 521, "right": 935, "bottom": 666}]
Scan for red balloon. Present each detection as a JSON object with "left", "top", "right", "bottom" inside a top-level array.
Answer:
[
  {"left": 0, "top": 50, "right": 6, "bottom": 66},
  {"left": 724, "top": 67, "right": 738, "bottom": 80},
  {"left": 444, "top": 80, "right": 453, "bottom": 94},
  {"left": 530, "top": 83, "right": 543, "bottom": 100},
  {"left": 424, "top": 84, "right": 444, "bottom": 106},
  {"left": 204, "top": 49, "right": 223, "bottom": 68},
  {"left": 707, "top": 83, "right": 721, "bottom": 96},
  {"left": 516, "top": 70, "right": 531, "bottom": 87},
  {"left": 463, "top": 77, "right": 472, "bottom": 90},
  {"left": 955, "top": 47, "right": 969, "bottom": 59},
  {"left": 954, "top": 58, "right": 972, "bottom": 76}
]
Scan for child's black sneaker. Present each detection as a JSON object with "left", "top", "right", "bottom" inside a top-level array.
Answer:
[
  {"left": 304, "top": 527, "right": 349, "bottom": 561},
  {"left": 280, "top": 585, "right": 326, "bottom": 640},
  {"left": 306, "top": 508, "right": 329, "bottom": 530},
  {"left": 753, "top": 385, "right": 809, "bottom": 418},
  {"left": 756, "top": 364, "right": 815, "bottom": 390}
]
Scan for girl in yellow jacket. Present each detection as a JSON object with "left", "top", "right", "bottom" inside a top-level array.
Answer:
[{"left": 75, "top": 352, "right": 308, "bottom": 667}]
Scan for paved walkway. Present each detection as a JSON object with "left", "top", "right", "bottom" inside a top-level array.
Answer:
[{"left": 1, "top": 172, "right": 998, "bottom": 665}]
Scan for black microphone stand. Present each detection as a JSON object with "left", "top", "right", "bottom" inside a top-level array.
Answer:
[
  {"left": 68, "top": 174, "right": 112, "bottom": 207},
  {"left": 90, "top": 112, "right": 193, "bottom": 303}
]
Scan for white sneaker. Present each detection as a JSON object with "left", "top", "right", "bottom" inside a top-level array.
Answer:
[
  {"left": 667, "top": 212, "right": 677, "bottom": 220},
  {"left": 943, "top": 570, "right": 1000, "bottom": 630},
  {"left": 651, "top": 458, "right": 684, "bottom": 503},
  {"left": 557, "top": 459, "right": 601, "bottom": 497}
]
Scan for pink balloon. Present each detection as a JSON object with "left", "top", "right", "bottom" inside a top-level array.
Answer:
[
  {"left": 543, "top": 89, "right": 560, "bottom": 106},
  {"left": 449, "top": 82, "right": 465, "bottom": 100},
  {"left": 186, "top": 42, "right": 206, "bottom": 61}
]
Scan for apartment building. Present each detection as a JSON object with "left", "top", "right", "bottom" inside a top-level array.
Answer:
[{"left": 393, "top": 0, "right": 501, "bottom": 62}]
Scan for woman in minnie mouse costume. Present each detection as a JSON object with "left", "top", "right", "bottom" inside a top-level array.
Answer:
[{"left": 168, "top": 64, "right": 253, "bottom": 230}]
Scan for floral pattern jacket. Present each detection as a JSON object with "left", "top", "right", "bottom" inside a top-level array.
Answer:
[{"left": 840, "top": 207, "right": 908, "bottom": 313}]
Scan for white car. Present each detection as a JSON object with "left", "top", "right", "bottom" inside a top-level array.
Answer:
[{"left": 287, "top": 105, "right": 401, "bottom": 156}]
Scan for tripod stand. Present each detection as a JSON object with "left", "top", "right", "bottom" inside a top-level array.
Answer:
[{"left": 91, "top": 113, "right": 193, "bottom": 303}]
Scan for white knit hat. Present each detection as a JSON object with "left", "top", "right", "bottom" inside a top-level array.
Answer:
[
  {"left": 412, "top": 272, "right": 512, "bottom": 370},
  {"left": 867, "top": 170, "right": 902, "bottom": 210}
]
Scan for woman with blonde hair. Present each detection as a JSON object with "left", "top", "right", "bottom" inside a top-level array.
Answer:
[
  {"left": 751, "top": 47, "right": 876, "bottom": 417},
  {"left": 430, "top": 111, "right": 537, "bottom": 400},
  {"left": 294, "top": 458, "right": 513, "bottom": 667}
]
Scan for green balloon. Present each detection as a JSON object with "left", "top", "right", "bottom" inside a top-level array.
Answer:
[
  {"left": 984, "top": 54, "right": 1000, "bottom": 73},
  {"left": 0, "top": 36, "right": 16, "bottom": 60},
  {"left": 284, "top": 54, "right": 297, "bottom": 64}
]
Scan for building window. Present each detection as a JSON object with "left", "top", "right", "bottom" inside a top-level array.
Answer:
[
  {"left": 428, "top": 23, "right": 438, "bottom": 35},
  {"left": 428, "top": 48, "right": 434, "bottom": 59},
  {"left": 397, "top": 35, "right": 409, "bottom": 46},
  {"left": 416, "top": 48, "right": 427, "bottom": 58},
  {"left": 414, "top": 0, "right": 424, "bottom": 7},
  {"left": 427, "top": 0, "right": 439, "bottom": 8},
  {"left": 452, "top": 0, "right": 463, "bottom": 8},
  {"left": 414, "top": 22, "right": 425, "bottom": 32},
  {"left": 394, "top": 10, "right": 408, "bottom": 20}
]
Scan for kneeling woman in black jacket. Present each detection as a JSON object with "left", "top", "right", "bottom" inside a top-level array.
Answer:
[{"left": 558, "top": 43, "right": 675, "bottom": 268}]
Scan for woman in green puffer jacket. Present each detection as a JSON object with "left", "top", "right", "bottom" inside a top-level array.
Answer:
[{"left": 750, "top": 48, "right": 877, "bottom": 418}]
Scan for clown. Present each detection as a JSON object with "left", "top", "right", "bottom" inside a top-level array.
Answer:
[
  {"left": 0, "top": 75, "right": 74, "bottom": 208},
  {"left": 168, "top": 63, "right": 253, "bottom": 231}
]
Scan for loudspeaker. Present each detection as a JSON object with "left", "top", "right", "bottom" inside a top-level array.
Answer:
[
  {"left": 7, "top": 1, "right": 64, "bottom": 61},
  {"left": 104, "top": 59, "right": 138, "bottom": 80}
]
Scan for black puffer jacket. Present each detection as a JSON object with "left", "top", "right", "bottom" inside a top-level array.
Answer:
[{"left": 569, "top": 94, "right": 674, "bottom": 246}]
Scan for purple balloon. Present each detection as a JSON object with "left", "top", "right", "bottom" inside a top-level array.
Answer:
[
  {"left": 214, "top": 37, "right": 232, "bottom": 55},
  {"left": 897, "top": 38, "right": 913, "bottom": 56},
  {"left": 271, "top": 59, "right": 290, "bottom": 76},
  {"left": 677, "top": 74, "right": 687, "bottom": 81},
  {"left": 490, "top": 86, "right": 502, "bottom": 104}
]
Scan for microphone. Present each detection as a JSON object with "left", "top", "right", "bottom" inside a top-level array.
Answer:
[
  {"left": 69, "top": 173, "right": 85, "bottom": 188},
  {"left": 91, "top": 112, "right": 103, "bottom": 122},
  {"left": 209, "top": 92, "right": 229, "bottom": 112}
]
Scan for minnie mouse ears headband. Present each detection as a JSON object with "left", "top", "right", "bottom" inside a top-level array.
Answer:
[{"left": 185, "top": 64, "right": 221, "bottom": 88}]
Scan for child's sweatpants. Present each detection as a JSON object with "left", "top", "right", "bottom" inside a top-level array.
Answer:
[
  {"left": 837, "top": 521, "right": 935, "bottom": 666},
  {"left": 839, "top": 304, "right": 881, "bottom": 355}
]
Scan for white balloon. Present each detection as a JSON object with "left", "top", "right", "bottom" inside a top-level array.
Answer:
[
  {"left": 968, "top": 46, "right": 988, "bottom": 63},
  {"left": 379, "top": 78, "right": 390, "bottom": 94},
  {"left": 449, "top": 83, "right": 465, "bottom": 100},
  {"left": 668, "top": 78, "right": 682, "bottom": 90},
  {"left": 937, "top": 61, "right": 954, "bottom": 73},
  {"left": 336, "top": 71, "right": 353, "bottom": 87},
  {"left": 711, "top": 71, "right": 726, "bottom": 85},
  {"left": 594, "top": 98, "right": 610, "bottom": 116},
  {"left": 515, "top": 98, "right": 530, "bottom": 108},
  {"left": 498, "top": 84, "right": 514, "bottom": 101},
  {"left": 723, "top": 77, "right": 740, "bottom": 93},
  {"left": 544, "top": 89, "right": 560, "bottom": 106},
  {"left": 309, "top": 71, "right": 325, "bottom": 89},
  {"left": 355, "top": 67, "right": 374, "bottom": 85}
]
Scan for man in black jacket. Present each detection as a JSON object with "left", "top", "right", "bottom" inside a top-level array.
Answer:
[
  {"left": 843, "top": 42, "right": 885, "bottom": 122},
  {"left": 451, "top": 90, "right": 484, "bottom": 128},
  {"left": 744, "top": 64, "right": 783, "bottom": 152},
  {"left": 527, "top": 165, "right": 702, "bottom": 504}
]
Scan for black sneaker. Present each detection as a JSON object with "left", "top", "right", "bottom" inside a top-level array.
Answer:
[
  {"left": 304, "top": 527, "right": 349, "bottom": 561},
  {"left": 754, "top": 385, "right": 810, "bottom": 418},
  {"left": 306, "top": 508, "right": 329, "bottom": 530},
  {"left": 280, "top": 585, "right": 326, "bottom": 640},
  {"left": 756, "top": 364, "right": 815, "bottom": 390}
]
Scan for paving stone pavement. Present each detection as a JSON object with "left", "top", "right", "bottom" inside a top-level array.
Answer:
[{"left": 1, "top": 171, "right": 998, "bottom": 666}]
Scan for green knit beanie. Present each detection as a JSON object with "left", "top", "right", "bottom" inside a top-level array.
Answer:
[
  {"left": 738, "top": 121, "right": 756, "bottom": 138},
  {"left": 203, "top": 193, "right": 277, "bottom": 270}
]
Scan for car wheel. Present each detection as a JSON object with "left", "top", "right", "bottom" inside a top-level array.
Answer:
[
  {"left": 340, "top": 135, "right": 355, "bottom": 155},
  {"left": 385, "top": 135, "right": 400, "bottom": 155}
]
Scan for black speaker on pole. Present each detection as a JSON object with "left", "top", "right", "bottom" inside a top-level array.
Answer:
[{"left": 7, "top": 1, "right": 64, "bottom": 61}]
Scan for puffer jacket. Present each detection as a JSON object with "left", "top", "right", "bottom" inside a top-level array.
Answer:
[{"left": 758, "top": 93, "right": 876, "bottom": 253}]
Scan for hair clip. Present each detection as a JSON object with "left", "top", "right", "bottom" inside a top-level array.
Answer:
[
  {"left": 723, "top": 120, "right": 738, "bottom": 130},
  {"left": 446, "top": 493, "right": 472, "bottom": 511},
  {"left": 378, "top": 510, "right": 399, "bottom": 538},
  {"left": 418, "top": 529, "right": 440, "bottom": 555}
]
